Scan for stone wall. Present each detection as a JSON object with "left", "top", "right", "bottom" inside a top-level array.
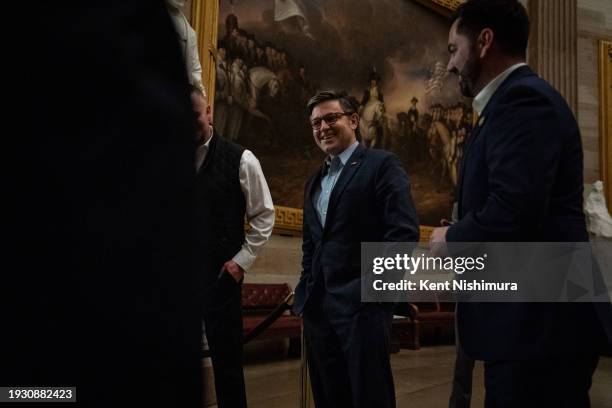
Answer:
[
  {"left": 577, "top": 0, "right": 612, "bottom": 183},
  {"left": 246, "top": 235, "right": 303, "bottom": 289}
]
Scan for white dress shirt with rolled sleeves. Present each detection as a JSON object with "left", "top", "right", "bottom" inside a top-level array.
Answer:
[{"left": 196, "top": 132, "right": 275, "bottom": 271}]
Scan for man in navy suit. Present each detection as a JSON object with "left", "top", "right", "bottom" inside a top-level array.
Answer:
[
  {"left": 293, "top": 90, "right": 419, "bottom": 407},
  {"left": 431, "top": 1, "right": 610, "bottom": 406}
]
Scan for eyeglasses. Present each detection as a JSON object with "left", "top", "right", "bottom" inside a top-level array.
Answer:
[{"left": 310, "top": 112, "right": 352, "bottom": 130}]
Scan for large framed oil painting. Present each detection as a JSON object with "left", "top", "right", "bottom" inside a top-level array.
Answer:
[{"left": 208, "top": 0, "right": 467, "bottom": 231}]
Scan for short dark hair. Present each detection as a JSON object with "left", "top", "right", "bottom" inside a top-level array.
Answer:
[
  {"left": 452, "top": 0, "right": 529, "bottom": 59},
  {"left": 306, "top": 90, "right": 359, "bottom": 116},
  {"left": 306, "top": 90, "right": 360, "bottom": 138}
]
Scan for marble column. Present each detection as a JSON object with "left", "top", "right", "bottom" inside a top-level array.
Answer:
[{"left": 528, "top": 0, "right": 578, "bottom": 114}]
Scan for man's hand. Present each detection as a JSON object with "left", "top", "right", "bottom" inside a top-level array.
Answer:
[
  {"left": 220, "top": 260, "right": 245, "bottom": 283},
  {"left": 429, "top": 226, "right": 449, "bottom": 257},
  {"left": 440, "top": 219, "right": 453, "bottom": 227},
  {"left": 431, "top": 225, "right": 449, "bottom": 243}
]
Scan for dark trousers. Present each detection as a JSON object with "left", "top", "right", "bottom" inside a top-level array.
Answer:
[
  {"left": 483, "top": 353, "right": 599, "bottom": 408},
  {"left": 204, "top": 271, "right": 247, "bottom": 408},
  {"left": 449, "top": 310, "right": 475, "bottom": 408},
  {"left": 303, "top": 300, "right": 396, "bottom": 408},
  {"left": 449, "top": 342, "right": 475, "bottom": 408}
]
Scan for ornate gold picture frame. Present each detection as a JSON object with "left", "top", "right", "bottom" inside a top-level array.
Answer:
[
  {"left": 191, "top": 0, "right": 464, "bottom": 241},
  {"left": 190, "top": 0, "right": 219, "bottom": 104},
  {"left": 600, "top": 40, "right": 612, "bottom": 214}
]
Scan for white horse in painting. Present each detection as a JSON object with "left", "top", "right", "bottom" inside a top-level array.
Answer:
[
  {"left": 247, "top": 66, "right": 280, "bottom": 124},
  {"left": 359, "top": 100, "right": 386, "bottom": 149}
]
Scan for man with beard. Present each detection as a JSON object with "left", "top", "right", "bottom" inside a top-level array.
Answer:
[
  {"left": 430, "top": 0, "right": 610, "bottom": 406},
  {"left": 294, "top": 90, "right": 419, "bottom": 407}
]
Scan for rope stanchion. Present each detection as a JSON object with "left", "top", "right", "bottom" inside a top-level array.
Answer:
[{"left": 201, "top": 292, "right": 295, "bottom": 358}]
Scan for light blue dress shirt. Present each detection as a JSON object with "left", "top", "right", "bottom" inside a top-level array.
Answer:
[{"left": 314, "top": 141, "right": 359, "bottom": 225}]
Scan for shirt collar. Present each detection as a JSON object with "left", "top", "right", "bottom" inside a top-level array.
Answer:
[
  {"left": 472, "top": 62, "right": 527, "bottom": 115},
  {"left": 200, "top": 127, "right": 214, "bottom": 150},
  {"left": 329, "top": 141, "right": 359, "bottom": 167}
]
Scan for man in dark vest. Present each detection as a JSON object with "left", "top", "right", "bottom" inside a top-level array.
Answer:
[{"left": 192, "top": 86, "right": 275, "bottom": 408}]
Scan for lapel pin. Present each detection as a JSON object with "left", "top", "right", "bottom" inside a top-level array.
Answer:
[
  {"left": 478, "top": 115, "right": 486, "bottom": 127},
  {"left": 351, "top": 161, "right": 358, "bottom": 166}
]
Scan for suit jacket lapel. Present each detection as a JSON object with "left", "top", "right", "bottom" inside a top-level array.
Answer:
[
  {"left": 308, "top": 165, "right": 325, "bottom": 208},
  {"left": 460, "top": 68, "right": 530, "bottom": 179},
  {"left": 462, "top": 66, "right": 532, "bottom": 165},
  {"left": 305, "top": 168, "right": 324, "bottom": 232},
  {"left": 456, "top": 66, "right": 535, "bottom": 216},
  {"left": 457, "top": 116, "right": 485, "bottom": 197},
  {"left": 324, "top": 144, "right": 365, "bottom": 228}
]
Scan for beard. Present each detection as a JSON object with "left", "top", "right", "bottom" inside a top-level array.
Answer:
[{"left": 457, "top": 49, "right": 481, "bottom": 98}]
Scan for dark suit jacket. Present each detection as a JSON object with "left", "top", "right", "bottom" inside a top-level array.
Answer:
[
  {"left": 294, "top": 144, "right": 419, "bottom": 316},
  {"left": 447, "top": 65, "right": 609, "bottom": 361}
]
